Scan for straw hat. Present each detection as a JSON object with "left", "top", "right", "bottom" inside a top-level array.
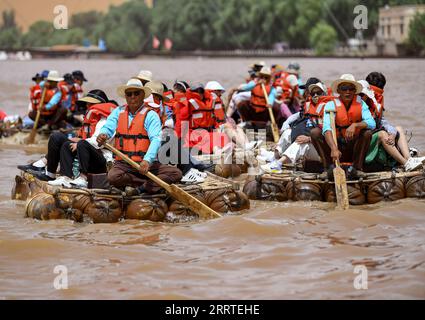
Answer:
[
  {"left": 133, "top": 70, "right": 153, "bottom": 82},
  {"left": 205, "top": 81, "right": 225, "bottom": 92},
  {"left": 45, "top": 70, "right": 63, "bottom": 82},
  {"left": 258, "top": 67, "right": 271, "bottom": 77},
  {"left": 78, "top": 89, "right": 109, "bottom": 104},
  {"left": 249, "top": 61, "right": 266, "bottom": 69},
  {"left": 331, "top": 74, "right": 362, "bottom": 95},
  {"left": 145, "top": 81, "right": 170, "bottom": 102},
  {"left": 117, "top": 78, "right": 152, "bottom": 98}
]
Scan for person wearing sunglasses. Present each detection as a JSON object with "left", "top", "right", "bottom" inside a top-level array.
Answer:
[
  {"left": 262, "top": 82, "right": 327, "bottom": 173},
  {"left": 96, "top": 78, "right": 182, "bottom": 194},
  {"left": 310, "top": 74, "right": 376, "bottom": 178}
]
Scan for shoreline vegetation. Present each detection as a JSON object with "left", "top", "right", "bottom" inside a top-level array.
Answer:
[
  {"left": 1, "top": 49, "right": 424, "bottom": 60},
  {"left": 0, "top": 0, "right": 425, "bottom": 57}
]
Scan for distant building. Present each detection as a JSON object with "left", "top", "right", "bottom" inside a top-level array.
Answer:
[
  {"left": 364, "top": 4, "right": 425, "bottom": 56},
  {"left": 377, "top": 4, "right": 425, "bottom": 44}
]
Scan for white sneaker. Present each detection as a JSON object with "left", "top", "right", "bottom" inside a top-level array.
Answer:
[
  {"left": 404, "top": 157, "right": 425, "bottom": 172},
  {"left": 260, "top": 160, "right": 283, "bottom": 174},
  {"left": 48, "top": 176, "right": 72, "bottom": 188},
  {"left": 245, "top": 140, "right": 263, "bottom": 151},
  {"left": 70, "top": 176, "right": 88, "bottom": 188},
  {"left": 257, "top": 149, "right": 276, "bottom": 162},
  {"left": 181, "top": 169, "right": 206, "bottom": 183}
]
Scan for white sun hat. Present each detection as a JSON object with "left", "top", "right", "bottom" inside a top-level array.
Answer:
[
  {"left": 331, "top": 74, "right": 363, "bottom": 95},
  {"left": 258, "top": 66, "right": 272, "bottom": 77},
  {"left": 133, "top": 70, "right": 153, "bottom": 82},
  {"left": 205, "top": 81, "right": 225, "bottom": 92},
  {"left": 117, "top": 78, "right": 152, "bottom": 99},
  {"left": 357, "top": 80, "right": 376, "bottom": 100},
  {"left": 45, "top": 70, "right": 64, "bottom": 82},
  {"left": 308, "top": 82, "right": 326, "bottom": 93}
]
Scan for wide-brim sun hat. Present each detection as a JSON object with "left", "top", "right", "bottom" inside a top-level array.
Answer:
[
  {"left": 258, "top": 67, "right": 272, "bottom": 77},
  {"left": 205, "top": 81, "right": 225, "bottom": 92},
  {"left": 145, "top": 80, "right": 170, "bottom": 102},
  {"left": 357, "top": 80, "right": 375, "bottom": 100},
  {"left": 133, "top": 70, "right": 153, "bottom": 82},
  {"left": 117, "top": 78, "right": 152, "bottom": 99},
  {"left": 78, "top": 90, "right": 109, "bottom": 104},
  {"left": 249, "top": 61, "right": 266, "bottom": 69},
  {"left": 331, "top": 74, "right": 362, "bottom": 95},
  {"left": 46, "top": 70, "right": 64, "bottom": 82},
  {"left": 308, "top": 82, "right": 326, "bottom": 93}
]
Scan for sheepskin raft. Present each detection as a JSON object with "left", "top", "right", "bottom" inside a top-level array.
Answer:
[
  {"left": 12, "top": 171, "right": 250, "bottom": 223},
  {"left": 243, "top": 169, "right": 425, "bottom": 205}
]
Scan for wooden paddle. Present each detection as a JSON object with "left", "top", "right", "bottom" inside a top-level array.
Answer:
[
  {"left": 329, "top": 111, "right": 350, "bottom": 210},
  {"left": 104, "top": 143, "right": 222, "bottom": 219},
  {"left": 261, "top": 84, "right": 280, "bottom": 143},
  {"left": 26, "top": 86, "right": 47, "bottom": 144}
]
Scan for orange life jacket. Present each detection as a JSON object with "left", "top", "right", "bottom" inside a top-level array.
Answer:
[
  {"left": 303, "top": 96, "right": 335, "bottom": 127},
  {"left": 114, "top": 105, "right": 153, "bottom": 163},
  {"left": 186, "top": 91, "right": 214, "bottom": 131},
  {"left": 205, "top": 90, "right": 226, "bottom": 128},
  {"left": 334, "top": 96, "right": 363, "bottom": 138},
  {"left": 273, "top": 72, "right": 299, "bottom": 100},
  {"left": 31, "top": 85, "right": 61, "bottom": 116},
  {"left": 78, "top": 102, "right": 116, "bottom": 140},
  {"left": 250, "top": 83, "right": 271, "bottom": 113}
]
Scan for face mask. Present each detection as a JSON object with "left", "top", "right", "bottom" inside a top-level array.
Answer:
[{"left": 312, "top": 95, "right": 320, "bottom": 104}]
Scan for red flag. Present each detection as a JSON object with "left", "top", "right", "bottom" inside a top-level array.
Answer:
[
  {"left": 164, "top": 38, "right": 173, "bottom": 51},
  {"left": 152, "top": 36, "right": 160, "bottom": 49}
]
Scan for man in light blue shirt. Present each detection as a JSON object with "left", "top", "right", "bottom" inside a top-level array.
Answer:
[
  {"left": 310, "top": 74, "right": 375, "bottom": 175},
  {"left": 97, "top": 79, "right": 182, "bottom": 194}
]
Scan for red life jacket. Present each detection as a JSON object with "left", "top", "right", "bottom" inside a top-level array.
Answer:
[
  {"left": 31, "top": 84, "right": 61, "bottom": 116},
  {"left": 71, "top": 83, "right": 84, "bottom": 111},
  {"left": 273, "top": 72, "right": 299, "bottom": 100},
  {"left": 171, "top": 92, "right": 187, "bottom": 138},
  {"left": 30, "top": 85, "right": 42, "bottom": 108},
  {"left": 334, "top": 96, "right": 363, "bottom": 138},
  {"left": 205, "top": 90, "right": 226, "bottom": 128},
  {"left": 186, "top": 91, "right": 214, "bottom": 131},
  {"left": 114, "top": 105, "right": 153, "bottom": 163},
  {"left": 78, "top": 102, "right": 116, "bottom": 139},
  {"left": 303, "top": 96, "right": 335, "bottom": 128},
  {"left": 369, "top": 85, "right": 385, "bottom": 121},
  {"left": 250, "top": 83, "right": 271, "bottom": 113},
  {"left": 58, "top": 81, "right": 71, "bottom": 102}
]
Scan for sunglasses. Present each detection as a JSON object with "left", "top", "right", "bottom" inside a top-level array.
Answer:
[
  {"left": 311, "top": 91, "right": 323, "bottom": 97},
  {"left": 125, "top": 91, "right": 141, "bottom": 97},
  {"left": 339, "top": 85, "right": 356, "bottom": 92}
]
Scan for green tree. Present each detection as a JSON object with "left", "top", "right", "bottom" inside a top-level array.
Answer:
[
  {"left": 408, "top": 12, "right": 425, "bottom": 52},
  {"left": 21, "top": 21, "right": 54, "bottom": 47},
  {"left": 0, "top": 10, "right": 22, "bottom": 49},
  {"left": 309, "top": 21, "right": 338, "bottom": 55},
  {"left": 93, "top": 0, "right": 152, "bottom": 52}
]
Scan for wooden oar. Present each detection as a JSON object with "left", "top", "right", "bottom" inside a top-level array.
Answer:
[
  {"left": 261, "top": 83, "right": 280, "bottom": 143},
  {"left": 329, "top": 111, "right": 350, "bottom": 210},
  {"left": 104, "top": 143, "right": 222, "bottom": 219},
  {"left": 26, "top": 86, "right": 47, "bottom": 144}
]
